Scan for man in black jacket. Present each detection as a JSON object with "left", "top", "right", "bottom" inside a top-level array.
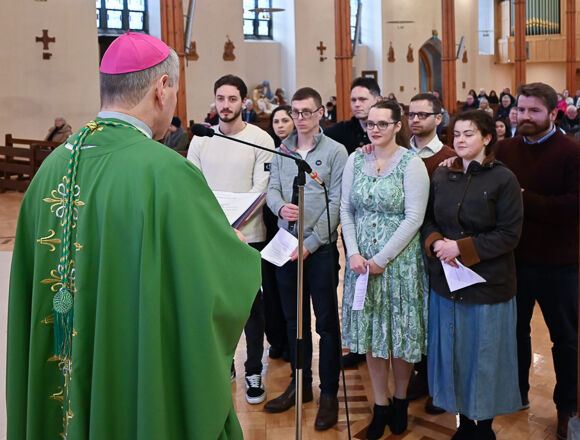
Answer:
[
  {"left": 324, "top": 77, "right": 381, "bottom": 155},
  {"left": 324, "top": 77, "right": 381, "bottom": 368}
]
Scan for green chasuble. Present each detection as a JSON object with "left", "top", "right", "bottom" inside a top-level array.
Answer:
[{"left": 7, "top": 117, "right": 261, "bottom": 439}]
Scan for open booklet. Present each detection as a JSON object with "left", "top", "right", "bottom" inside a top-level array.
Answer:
[{"left": 212, "top": 191, "right": 266, "bottom": 229}]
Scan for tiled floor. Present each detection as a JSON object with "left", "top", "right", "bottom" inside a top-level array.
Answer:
[{"left": 0, "top": 190, "right": 567, "bottom": 439}]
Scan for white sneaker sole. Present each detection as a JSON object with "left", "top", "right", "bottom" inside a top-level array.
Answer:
[{"left": 246, "top": 391, "right": 266, "bottom": 404}]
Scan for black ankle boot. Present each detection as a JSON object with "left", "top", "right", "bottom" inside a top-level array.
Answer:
[
  {"left": 389, "top": 397, "right": 409, "bottom": 435},
  {"left": 451, "top": 414, "right": 476, "bottom": 440},
  {"left": 366, "top": 401, "right": 392, "bottom": 439},
  {"left": 475, "top": 418, "right": 496, "bottom": 440}
]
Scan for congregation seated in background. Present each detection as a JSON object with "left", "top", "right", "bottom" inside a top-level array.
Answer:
[
  {"left": 163, "top": 116, "right": 189, "bottom": 151},
  {"left": 44, "top": 116, "right": 72, "bottom": 144},
  {"left": 559, "top": 105, "right": 580, "bottom": 139}
]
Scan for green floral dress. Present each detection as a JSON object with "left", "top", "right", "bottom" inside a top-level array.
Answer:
[{"left": 342, "top": 150, "right": 428, "bottom": 362}]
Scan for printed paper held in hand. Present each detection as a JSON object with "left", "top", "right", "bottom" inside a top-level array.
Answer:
[
  {"left": 260, "top": 228, "right": 299, "bottom": 267},
  {"left": 442, "top": 259, "right": 486, "bottom": 292},
  {"left": 352, "top": 266, "right": 370, "bottom": 310}
]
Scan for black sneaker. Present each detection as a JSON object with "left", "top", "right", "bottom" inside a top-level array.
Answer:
[{"left": 245, "top": 374, "right": 266, "bottom": 404}]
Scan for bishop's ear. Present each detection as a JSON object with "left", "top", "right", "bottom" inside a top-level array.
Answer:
[{"left": 155, "top": 74, "right": 170, "bottom": 105}]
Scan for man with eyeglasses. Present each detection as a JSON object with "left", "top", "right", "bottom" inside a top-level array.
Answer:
[
  {"left": 408, "top": 93, "right": 456, "bottom": 178},
  {"left": 264, "top": 87, "right": 348, "bottom": 431},
  {"left": 324, "top": 77, "right": 382, "bottom": 155},
  {"left": 406, "top": 93, "right": 455, "bottom": 415}
]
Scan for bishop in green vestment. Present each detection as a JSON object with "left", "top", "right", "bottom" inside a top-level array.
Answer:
[{"left": 7, "top": 33, "right": 261, "bottom": 440}]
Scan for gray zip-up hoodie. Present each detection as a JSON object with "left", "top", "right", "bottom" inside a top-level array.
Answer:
[{"left": 266, "top": 129, "right": 348, "bottom": 253}]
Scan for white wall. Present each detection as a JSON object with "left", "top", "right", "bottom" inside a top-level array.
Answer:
[
  {"left": 0, "top": 0, "right": 571, "bottom": 140},
  {"left": 381, "top": 1, "right": 441, "bottom": 102},
  {"left": 293, "top": 0, "right": 336, "bottom": 103},
  {"left": 0, "top": 0, "right": 99, "bottom": 140}
]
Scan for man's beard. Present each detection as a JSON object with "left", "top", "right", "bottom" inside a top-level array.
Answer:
[
  {"left": 410, "top": 124, "right": 433, "bottom": 137},
  {"left": 219, "top": 108, "right": 242, "bottom": 123},
  {"left": 517, "top": 116, "right": 551, "bottom": 137}
]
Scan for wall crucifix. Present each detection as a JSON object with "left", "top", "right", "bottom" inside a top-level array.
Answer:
[
  {"left": 317, "top": 41, "right": 327, "bottom": 62},
  {"left": 35, "top": 29, "right": 55, "bottom": 59}
]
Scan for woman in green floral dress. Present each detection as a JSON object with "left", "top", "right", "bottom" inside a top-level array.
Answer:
[{"left": 340, "top": 100, "right": 430, "bottom": 439}]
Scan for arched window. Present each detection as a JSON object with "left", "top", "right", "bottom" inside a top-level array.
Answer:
[
  {"left": 243, "top": 0, "right": 273, "bottom": 40},
  {"left": 96, "top": 0, "right": 148, "bottom": 35}
]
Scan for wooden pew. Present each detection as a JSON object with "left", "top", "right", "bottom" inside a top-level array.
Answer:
[{"left": 0, "top": 134, "right": 59, "bottom": 192}]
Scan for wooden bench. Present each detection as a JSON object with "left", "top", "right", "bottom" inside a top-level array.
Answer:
[{"left": 0, "top": 134, "right": 60, "bottom": 192}]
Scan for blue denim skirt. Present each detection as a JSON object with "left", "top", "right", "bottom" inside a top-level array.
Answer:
[{"left": 427, "top": 290, "right": 522, "bottom": 420}]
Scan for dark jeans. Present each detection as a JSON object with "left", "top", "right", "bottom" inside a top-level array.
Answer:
[
  {"left": 262, "top": 258, "right": 288, "bottom": 351},
  {"left": 244, "top": 241, "right": 266, "bottom": 376},
  {"left": 516, "top": 262, "right": 578, "bottom": 412},
  {"left": 276, "top": 243, "right": 341, "bottom": 395}
]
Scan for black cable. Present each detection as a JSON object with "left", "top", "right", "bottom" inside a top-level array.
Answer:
[{"left": 322, "top": 184, "right": 352, "bottom": 440}]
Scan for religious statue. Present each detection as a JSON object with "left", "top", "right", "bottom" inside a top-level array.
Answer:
[
  {"left": 223, "top": 35, "right": 235, "bottom": 61},
  {"left": 388, "top": 41, "right": 395, "bottom": 63},
  {"left": 462, "top": 49, "right": 468, "bottom": 63},
  {"left": 432, "top": 29, "right": 439, "bottom": 39},
  {"left": 252, "top": 82, "right": 277, "bottom": 115},
  {"left": 407, "top": 44, "right": 413, "bottom": 62},
  {"left": 187, "top": 41, "right": 199, "bottom": 61}
]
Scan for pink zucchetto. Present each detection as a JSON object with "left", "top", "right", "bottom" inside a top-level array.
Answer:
[{"left": 100, "top": 31, "right": 170, "bottom": 74}]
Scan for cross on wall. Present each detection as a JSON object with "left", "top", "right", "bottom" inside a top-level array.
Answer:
[
  {"left": 35, "top": 29, "right": 55, "bottom": 59},
  {"left": 317, "top": 41, "right": 327, "bottom": 62}
]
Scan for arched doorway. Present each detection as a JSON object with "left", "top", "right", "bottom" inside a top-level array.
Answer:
[{"left": 419, "top": 37, "right": 442, "bottom": 95}]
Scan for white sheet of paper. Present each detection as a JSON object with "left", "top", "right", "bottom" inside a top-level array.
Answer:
[
  {"left": 213, "top": 191, "right": 263, "bottom": 226},
  {"left": 352, "top": 266, "right": 370, "bottom": 311},
  {"left": 442, "top": 259, "right": 486, "bottom": 292},
  {"left": 260, "top": 228, "right": 299, "bottom": 267}
]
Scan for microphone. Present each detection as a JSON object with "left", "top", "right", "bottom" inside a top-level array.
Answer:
[
  {"left": 192, "top": 124, "right": 325, "bottom": 188},
  {"left": 191, "top": 124, "right": 215, "bottom": 137},
  {"left": 298, "top": 159, "right": 325, "bottom": 186}
]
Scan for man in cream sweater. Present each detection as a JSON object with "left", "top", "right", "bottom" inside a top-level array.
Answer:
[{"left": 188, "top": 74, "right": 274, "bottom": 405}]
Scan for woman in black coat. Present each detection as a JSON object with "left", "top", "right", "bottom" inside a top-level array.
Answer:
[{"left": 422, "top": 110, "right": 524, "bottom": 440}]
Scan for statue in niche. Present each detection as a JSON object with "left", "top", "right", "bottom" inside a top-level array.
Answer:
[
  {"left": 252, "top": 82, "right": 276, "bottom": 115},
  {"left": 462, "top": 49, "right": 468, "bottom": 63},
  {"left": 388, "top": 41, "right": 395, "bottom": 63},
  {"left": 407, "top": 44, "right": 413, "bottom": 62},
  {"left": 187, "top": 41, "right": 199, "bottom": 61},
  {"left": 223, "top": 36, "right": 235, "bottom": 61}
]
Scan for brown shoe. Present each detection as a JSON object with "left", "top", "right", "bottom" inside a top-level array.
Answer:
[
  {"left": 263, "top": 383, "right": 313, "bottom": 413},
  {"left": 557, "top": 411, "right": 576, "bottom": 440},
  {"left": 315, "top": 395, "right": 339, "bottom": 431}
]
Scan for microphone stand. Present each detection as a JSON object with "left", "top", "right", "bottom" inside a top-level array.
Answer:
[
  {"left": 191, "top": 126, "right": 339, "bottom": 440},
  {"left": 294, "top": 165, "right": 306, "bottom": 440}
]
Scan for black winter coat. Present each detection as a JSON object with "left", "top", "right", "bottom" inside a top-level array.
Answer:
[{"left": 422, "top": 156, "right": 523, "bottom": 304}]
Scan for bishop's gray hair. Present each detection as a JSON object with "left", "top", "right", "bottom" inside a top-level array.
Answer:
[{"left": 100, "top": 47, "right": 179, "bottom": 108}]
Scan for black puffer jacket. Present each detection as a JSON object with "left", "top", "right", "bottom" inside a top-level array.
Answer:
[{"left": 422, "top": 155, "right": 523, "bottom": 304}]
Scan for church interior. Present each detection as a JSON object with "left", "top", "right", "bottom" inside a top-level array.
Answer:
[{"left": 0, "top": 0, "right": 578, "bottom": 438}]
